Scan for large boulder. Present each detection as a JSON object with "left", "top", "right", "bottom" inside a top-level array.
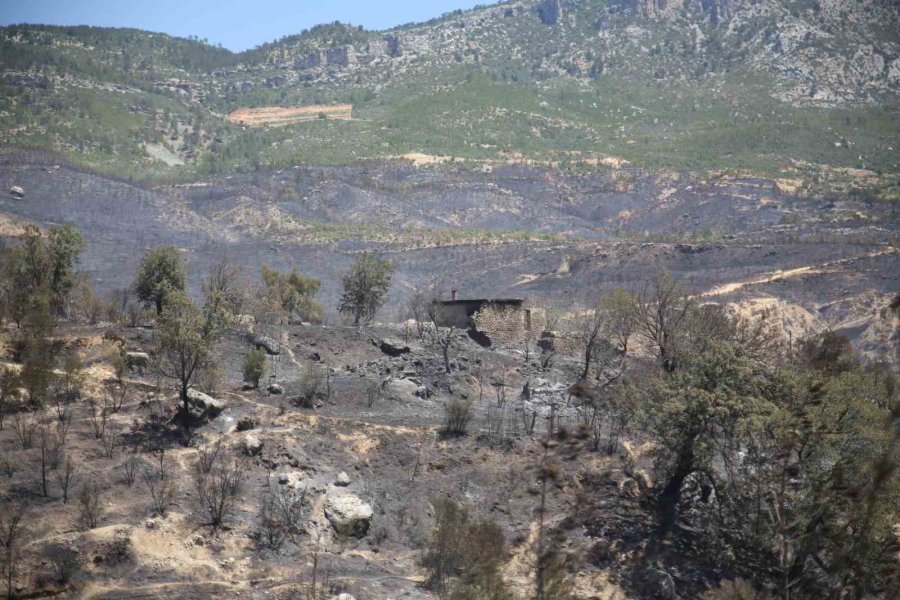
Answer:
[
  {"left": 324, "top": 492, "right": 372, "bottom": 538},
  {"left": 9, "top": 186, "right": 24, "bottom": 199},
  {"left": 383, "top": 377, "right": 419, "bottom": 401},
  {"left": 176, "top": 389, "right": 224, "bottom": 424}
]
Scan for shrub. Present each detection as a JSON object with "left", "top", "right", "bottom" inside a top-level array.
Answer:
[
  {"left": 44, "top": 543, "right": 81, "bottom": 586},
  {"left": 443, "top": 398, "right": 472, "bottom": 436},
  {"left": 242, "top": 348, "right": 266, "bottom": 388},
  {"left": 257, "top": 485, "right": 308, "bottom": 550},
  {"left": 78, "top": 479, "right": 104, "bottom": 529},
  {"left": 120, "top": 455, "right": 147, "bottom": 486},
  {"left": 424, "top": 497, "right": 513, "bottom": 599},
  {"left": 195, "top": 437, "right": 222, "bottom": 474},
  {"left": 195, "top": 459, "right": 246, "bottom": 527},
  {"left": 295, "top": 368, "right": 324, "bottom": 409},
  {"left": 143, "top": 469, "right": 177, "bottom": 516}
]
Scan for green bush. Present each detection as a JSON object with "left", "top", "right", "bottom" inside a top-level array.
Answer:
[{"left": 242, "top": 347, "right": 266, "bottom": 388}]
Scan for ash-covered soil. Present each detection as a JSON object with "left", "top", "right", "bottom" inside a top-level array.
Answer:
[
  {"left": 1, "top": 150, "right": 897, "bottom": 361},
  {"left": 0, "top": 320, "right": 676, "bottom": 599}
]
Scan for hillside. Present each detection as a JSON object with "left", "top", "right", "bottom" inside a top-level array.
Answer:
[{"left": 1, "top": 0, "right": 899, "bottom": 197}]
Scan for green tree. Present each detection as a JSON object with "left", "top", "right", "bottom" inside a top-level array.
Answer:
[
  {"left": 338, "top": 252, "right": 393, "bottom": 326},
  {"left": 0, "top": 367, "right": 20, "bottom": 430},
  {"left": 46, "top": 224, "right": 86, "bottom": 315},
  {"left": 242, "top": 347, "right": 266, "bottom": 389},
  {"left": 17, "top": 294, "right": 57, "bottom": 407},
  {"left": 645, "top": 339, "right": 776, "bottom": 532},
  {"left": 260, "top": 265, "right": 322, "bottom": 323},
  {"left": 154, "top": 293, "right": 220, "bottom": 428},
  {"left": 8, "top": 224, "right": 84, "bottom": 318},
  {"left": 134, "top": 246, "right": 186, "bottom": 315}
]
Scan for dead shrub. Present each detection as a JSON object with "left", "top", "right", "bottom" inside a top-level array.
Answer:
[
  {"left": 13, "top": 411, "right": 39, "bottom": 449},
  {"left": 195, "top": 437, "right": 222, "bottom": 475},
  {"left": 78, "top": 479, "right": 104, "bottom": 529},
  {"left": 195, "top": 459, "right": 247, "bottom": 527},
  {"left": 295, "top": 368, "right": 324, "bottom": 409},
  {"left": 257, "top": 485, "right": 308, "bottom": 550},
  {"left": 143, "top": 469, "right": 177, "bottom": 516},
  {"left": 120, "top": 455, "right": 147, "bottom": 486}
]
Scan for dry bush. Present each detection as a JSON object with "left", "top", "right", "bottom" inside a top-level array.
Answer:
[
  {"left": 143, "top": 469, "right": 177, "bottom": 516},
  {"left": 98, "top": 426, "right": 119, "bottom": 460},
  {"left": 13, "top": 411, "right": 39, "bottom": 449},
  {"left": 86, "top": 398, "right": 109, "bottom": 439},
  {"left": 0, "top": 453, "right": 16, "bottom": 478},
  {"left": 443, "top": 398, "right": 472, "bottom": 436},
  {"left": 120, "top": 455, "right": 147, "bottom": 487},
  {"left": 195, "top": 459, "right": 247, "bottom": 527},
  {"left": 104, "top": 380, "right": 127, "bottom": 414},
  {"left": 0, "top": 503, "right": 28, "bottom": 599},
  {"left": 78, "top": 479, "right": 104, "bottom": 529},
  {"left": 257, "top": 485, "right": 308, "bottom": 550},
  {"left": 195, "top": 437, "right": 222, "bottom": 475},
  {"left": 55, "top": 455, "right": 77, "bottom": 504},
  {"left": 36, "top": 418, "right": 65, "bottom": 497},
  {"left": 43, "top": 542, "right": 81, "bottom": 587}
]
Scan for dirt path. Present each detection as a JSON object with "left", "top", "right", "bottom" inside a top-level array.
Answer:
[{"left": 701, "top": 247, "right": 898, "bottom": 297}]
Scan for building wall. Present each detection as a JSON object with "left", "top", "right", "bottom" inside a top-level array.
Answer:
[{"left": 473, "top": 302, "right": 546, "bottom": 347}]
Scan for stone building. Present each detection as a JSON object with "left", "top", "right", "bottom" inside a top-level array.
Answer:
[{"left": 433, "top": 291, "right": 543, "bottom": 346}]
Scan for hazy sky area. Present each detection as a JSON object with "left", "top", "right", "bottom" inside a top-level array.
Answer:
[{"left": 0, "top": 0, "right": 485, "bottom": 50}]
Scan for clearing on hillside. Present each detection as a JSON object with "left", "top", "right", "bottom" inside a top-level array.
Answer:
[{"left": 226, "top": 104, "right": 353, "bottom": 127}]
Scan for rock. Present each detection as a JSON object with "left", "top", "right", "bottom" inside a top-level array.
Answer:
[
  {"left": 125, "top": 351, "right": 150, "bottom": 368},
  {"left": 244, "top": 434, "right": 264, "bottom": 457},
  {"left": 254, "top": 336, "right": 280, "bottom": 355},
  {"left": 324, "top": 492, "right": 373, "bottom": 538},
  {"left": 640, "top": 567, "right": 676, "bottom": 599},
  {"left": 177, "top": 389, "right": 224, "bottom": 424},
  {"left": 329, "top": 595, "right": 356, "bottom": 600},
  {"left": 277, "top": 472, "right": 305, "bottom": 488},
  {"left": 384, "top": 377, "right": 419, "bottom": 400},
  {"left": 236, "top": 416, "right": 257, "bottom": 431},
  {"left": 267, "top": 383, "right": 284, "bottom": 395},
  {"left": 334, "top": 471, "right": 351, "bottom": 486},
  {"left": 9, "top": 186, "right": 24, "bottom": 199},
  {"left": 377, "top": 337, "right": 412, "bottom": 357}
]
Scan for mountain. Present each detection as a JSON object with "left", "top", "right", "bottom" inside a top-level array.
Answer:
[{"left": 1, "top": 0, "right": 899, "bottom": 198}]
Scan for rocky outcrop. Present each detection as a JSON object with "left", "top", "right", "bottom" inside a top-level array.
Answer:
[
  {"left": 536, "top": 0, "right": 561, "bottom": 25},
  {"left": 326, "top": 46, "right": 357, "bottom": 67}
]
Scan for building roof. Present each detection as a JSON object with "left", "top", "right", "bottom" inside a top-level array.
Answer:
[{"left": 437, "top": 298, "right": 524, "bottom": 306}]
